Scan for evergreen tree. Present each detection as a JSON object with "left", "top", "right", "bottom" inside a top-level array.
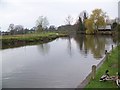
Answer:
[{"left": 76, "top": 17, "right": 83, "bottom": 33}]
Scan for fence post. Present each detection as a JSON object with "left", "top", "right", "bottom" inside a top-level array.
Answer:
[
  {"left": 105, "top": 50, "right": 107, "bottom": 55},
  {"left": 91, "top": 65, "right": 96, "bottom": 80},
  {"left": 112, "top": 45, "right": 113, "bottom": 51}
]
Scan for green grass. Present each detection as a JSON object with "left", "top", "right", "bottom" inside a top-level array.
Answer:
[
  {"left": 85, "top": 45, "right": 119, "bottom": 88},
  {"left": 1, "top": 32, "right": 68, "bottom": 49}
]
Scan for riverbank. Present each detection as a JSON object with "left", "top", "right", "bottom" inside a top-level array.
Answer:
[
  {"left": 85, "top": 45, "right": 119, "bottom": 88},
  {"left": 1, "top": 32, "right": 68, "bottom": 49}
]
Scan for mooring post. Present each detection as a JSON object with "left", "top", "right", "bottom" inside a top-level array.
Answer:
[
  {"left": 91, "top": 65, "right": 96, "bottom": 80},
  {"left": 105, "top": 50, "right": 107, "bottom": 55},
  {"left": 112, "top": 45, "right": 113, "bottom": 51},
  {"left": 105, "top": 50, "right": 109, "bottom": 61}
]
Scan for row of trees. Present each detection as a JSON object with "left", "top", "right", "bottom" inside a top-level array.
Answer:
[
  {"left": 74, "top": 9, "right": 109, "bottom": 34},
  {"left": 7, "top": 15, "right": 73, "bottom": 34},
  {"left": 7, "top": 24, "right": 36, "bottom": 35},
  {"left": 36, "top": 15, "right": 74, "bottom": 32},
  {"left": 6, "top": 8, "right": 118, "bottom": 35},
  {"left": 75, "top": 9, "right": 119, "bottom": 34}
]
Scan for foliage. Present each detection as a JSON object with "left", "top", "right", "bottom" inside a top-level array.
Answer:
[
  {"left": 76, "top": 17, "right": 84, "bottom": 32},
  {"left": 90, "top": 9, "right": 106, "bottom": 30},
  {"left": 85, "top": 9, "right": 107, "bottom": 34},
  {"left": 1, "top": 32, "right": 68, "bottom": 49},
  {"left": 85, "top": 19, "right": 94, "bottom": 34},
  {"left": 111, "top": 22, "right": 118, "bottom": 30},
  {"left": 76, "top": 11, "right": 88, "bottom": 33},
  {"left": 78, "top": 17, "right": 83, "bottom": 31}
]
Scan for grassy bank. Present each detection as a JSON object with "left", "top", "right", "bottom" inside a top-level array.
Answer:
[
  {"left": 85, "top": 45, "right": 119, "bottom": 88},
  {"left": 1, "top": 32, "right": 68, "bottom": 49}
]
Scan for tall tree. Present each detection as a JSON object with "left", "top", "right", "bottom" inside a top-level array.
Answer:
[
  {"left": 78, "top": 17, "right": 83, "bottom": 31},
  {"left": 8, "top": 24, "right": 14, "bottom": 32},
  {"left": 76, "top": 11, "right": 88, "bottom": 33},
  {"left": 83, "top": 11, "right": 88, "bottom": 31},
  {"left": 85, "top": 18, "right": 94, "bottom": 34},
  {"left": 36, "top": 16, "right": 49, "bottom": 32},
  {"left": 65, "top": 15, "right": 73, "bottom": 25},
  {"left": 85, "top": 9, "right": 107, "bottom": 34},
  {"left": 90, "top": 9, "right": 106, "bottom": 30}
]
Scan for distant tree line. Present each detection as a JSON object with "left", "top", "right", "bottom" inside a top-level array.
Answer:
[{"left": 1, "top": 8, "right": 119, "bottom": 35}]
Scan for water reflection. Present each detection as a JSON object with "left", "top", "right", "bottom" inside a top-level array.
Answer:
[
  {"left": 67, "top": 37, "right": 74, "bottom": 57},
  {"left": 2, "top": 34, "right": 116, "bottom": 88},
  {"left": 37, "top": 43, "right": 50, "bottom": 55},
  {"left": 74, "top": 35, "right": 115, "bottom": 59},
  {"left": 36, "top": 35, "right": 116, "bottom": 59}
]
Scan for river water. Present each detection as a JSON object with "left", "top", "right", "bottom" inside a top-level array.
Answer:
[{"left": 1, "top": 35, "right": 117, "bottom": 88}]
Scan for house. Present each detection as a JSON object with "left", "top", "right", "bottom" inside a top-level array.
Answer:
[
  {"left": 98, "top": 25, "right": 111, "bottom": 31},
  {"left": 28, "top": 29, "right": 35, "bottom": 34},
  {"left": 1, "top": 31, "right": 10, "bottom": 35}
]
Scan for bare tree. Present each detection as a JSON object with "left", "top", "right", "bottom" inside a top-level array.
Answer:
[
  {"left": 79, "top": 10, "right": 88, "bottom": 21},
  {"left": 8, "top": 24, "right": 14, "bottom": 32},
  {"left": 36, "top": 16, "right": 49, "bottom": 32},
  {"left": 65, "top": 15, "right": 73, "bottom": 25}
]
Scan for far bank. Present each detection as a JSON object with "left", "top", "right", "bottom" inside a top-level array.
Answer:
[{"left": 1, "top": 32, "right": 68, "bottom": 49}]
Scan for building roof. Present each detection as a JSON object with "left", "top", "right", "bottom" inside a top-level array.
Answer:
[{"left": 98, "top": 25, "right": 111, "bottom": 30}]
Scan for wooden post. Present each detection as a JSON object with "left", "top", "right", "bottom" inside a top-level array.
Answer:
[
  {"left": 105, "top": 50, "right": 107, "bottom": 55},
  {"left": 112, "top": 45, "right": 113, "bottom": 51},
  {"left": 91, "top": 65, "right": 96, "bottom": 80},
  {"left": 106, "top": 52, "right": 109, "bottom": 61}
]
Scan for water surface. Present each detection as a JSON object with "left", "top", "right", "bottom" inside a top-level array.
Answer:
[{"left": 2, "top": 35, "right": 116, "bottom": 88}]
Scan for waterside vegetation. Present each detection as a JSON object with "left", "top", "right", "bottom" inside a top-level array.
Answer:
[{"left": 1, "top": 32, "right": 68, "bottom": 49}]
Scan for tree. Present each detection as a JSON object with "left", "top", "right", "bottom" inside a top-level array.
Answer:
[
  {"left": 90, "top": 9, "right": 106, "bottom": 31},
  {"left": 85, "top": 18, "right": 94, "bottom": 34},
  {"left": 65, "top": 15, "right": 73, "bottom": 25},
  {"left": 8, "top": 24, "right": 14, "bottom": 32},
  {"left": 49, "top": 25, "right": 56, "bottom": 31},
  {"left": 14, "top": 25, "right": 24, "bottom": 34},
  {"left": 78, "top": 17, "right": 83, "bottom": 31},
  {"left": 8, "top": 24, "right": 24, "bottom": 35},
  {"left": 85, "top": 9, "right": 107, "bottom": 34},
  {"left": 79, "top": 10, "right": 88, "bottom": 22},
  {"left": 36, "top": 16, "right": 49, "bottom": 32},
  {"left": 76, "top": 11, "right": 88, "bottom": 33},
  {"left": 112, "top": 22, "right": 118, "bottom": 30}
]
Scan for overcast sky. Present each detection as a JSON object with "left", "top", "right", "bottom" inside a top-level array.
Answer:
[{"left": 0, "top": 0, "right": 119, "bottom": 31}]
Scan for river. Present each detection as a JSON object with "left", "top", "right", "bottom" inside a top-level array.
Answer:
[{"left": 1, "top": 35, "right": 117, "bottom": 88}]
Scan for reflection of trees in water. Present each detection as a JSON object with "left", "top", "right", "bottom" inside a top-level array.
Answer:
[
  {"left": 74, "top": 34, "right": 106, "bottom": 59},
  {"left": 67, "top": 37, "right": 74, "bottom": 57},
  {"left": 74, "top": 34, "right": 87, "bottom": 55},
  {"left": 37, "top": 43, "right": 50, "bottom": 55},
  {"left": 112, "top": 35, "right": 118, "bottom": 44}
]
